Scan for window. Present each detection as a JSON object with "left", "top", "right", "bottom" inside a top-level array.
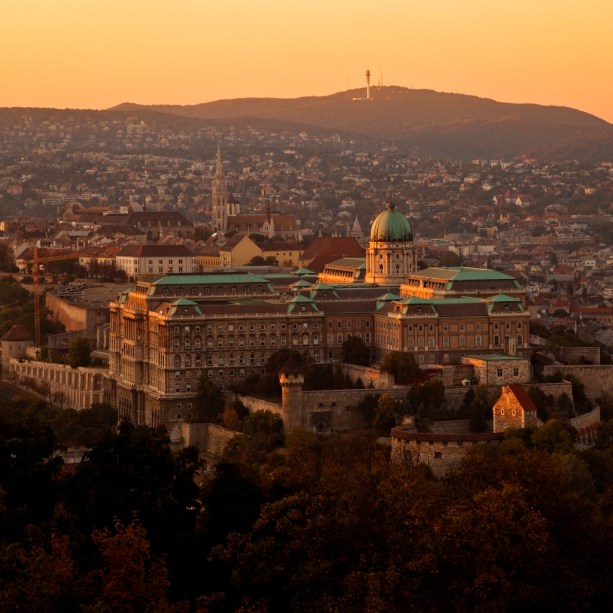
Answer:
[
  {"left": 497, "top": 368, "right": 503, "bottom": 377},
  {"left": 513, "top": 368, "right": 519, "bottom": 377}
]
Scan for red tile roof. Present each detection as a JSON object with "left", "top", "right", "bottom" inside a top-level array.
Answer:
[{"left": 1, "top": 324, "right": 33, "bottom": 342}]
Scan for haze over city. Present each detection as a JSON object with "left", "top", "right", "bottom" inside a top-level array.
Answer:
[{"left": 1, "top": 0, "right": 612, "bottom": 122}]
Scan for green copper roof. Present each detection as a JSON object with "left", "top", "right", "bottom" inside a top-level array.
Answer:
[
  {"left": 463, "top": 354, "right": 524, "bottom": 362},
  {"left": 404, "top": 296, "right": 482, "bottom": 305},
  {"left": 486, "top": 294, "right": 521, "bottom": 302},
  {"left": 294, "top": 267, "right": 315, "bottom": 276},
  {"left": 287, "top": 294, "right": 320, "bottom": 313},
  {"left": 413, "top": 267, "right": 517, "bottom": 282},
  {"left": 290, "top": 279, "right": 312, "bottom": 288},
  {"left": 147, "top": 272, "right": 271, "bottom": 286},
  {"left": 370, "top": 202, "right": 413, "bottom": 242},
  {"left": 289, "top": 295, "right": 315, "bottom": 303},
  {"left": 377, "top": 292, "right": 401, "bottom": 301}
]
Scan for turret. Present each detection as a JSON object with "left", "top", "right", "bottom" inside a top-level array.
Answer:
[{"left": 279, "top": 354, "right": 304, "bottom": 432}]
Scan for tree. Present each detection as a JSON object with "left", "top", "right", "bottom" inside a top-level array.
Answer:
[
  {"left": 0, "top": 242, "right": 16, "bottom": 272},
  {"left": 68, "top": 337, "right": 91, "bottom": 368},
  {"left": 406, "top": 379, "right": 446, "bottom": 417},
  {"left": 193, "top": 377, "right": 224, "bottom": 423},
  {"left": 380, "top": 351, "right": 419, "bottom": 385},
  {"left": 439, "top": 250, "right": 461, "bottom": 267},
  {"left": 372, "top": 394, "right": 397, "bottom": 435},
  {"left": 242, "top": 410, "right": 284, "bottom": 453},
  {"left": 342, "top": 335, "right": 370, "bottom": 366}
]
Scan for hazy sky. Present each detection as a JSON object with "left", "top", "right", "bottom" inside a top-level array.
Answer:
[{"left": 1, "top": 0, "right": 612, "bottom": 122}]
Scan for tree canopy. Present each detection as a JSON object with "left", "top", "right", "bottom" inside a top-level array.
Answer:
[{"left": 380, "top": 351, "right": 419, "bottom": 384}]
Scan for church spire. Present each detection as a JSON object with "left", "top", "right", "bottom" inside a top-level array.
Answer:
[
  {"left": 215, "top": 144, "right": 223, "bottom": 178},
  {"left": 212, "top": 145, "right": 228, "bottom": 233}
]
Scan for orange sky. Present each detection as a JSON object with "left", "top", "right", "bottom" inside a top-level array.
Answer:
[{"left": 1, "top": 0, "right": 612, "bottom": 122}]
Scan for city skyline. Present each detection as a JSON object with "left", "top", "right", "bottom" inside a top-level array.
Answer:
[{"left": 0, "top": 0, "right": 611, "bottom": 122}]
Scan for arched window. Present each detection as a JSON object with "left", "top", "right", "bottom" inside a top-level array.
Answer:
[{"left": 174, "top": 354, "right": 181, "bottom": 368}]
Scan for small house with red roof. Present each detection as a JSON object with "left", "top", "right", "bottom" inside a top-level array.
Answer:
[{"left": 492, "top": 384, "right": 539, "bottom": 433}]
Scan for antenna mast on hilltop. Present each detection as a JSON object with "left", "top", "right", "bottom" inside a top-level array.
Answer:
[{"left": 366, "top": 69, "right": 371, "bottom": 100}]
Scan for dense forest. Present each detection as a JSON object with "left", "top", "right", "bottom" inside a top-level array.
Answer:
[{"left": 2, "top": 392, "right": 613, "bottom": 612}]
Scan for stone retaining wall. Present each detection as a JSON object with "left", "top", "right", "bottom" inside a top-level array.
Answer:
[
  {"left": 338, "top": 363, "right": 394, "bottom": 388},
  {"left": 542, "top": 365, "right": 613, "bottom": 400}
]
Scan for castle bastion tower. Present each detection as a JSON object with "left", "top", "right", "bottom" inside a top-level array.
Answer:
[{"left": 365, "top": 202, "right": 417, "bottom": 285}]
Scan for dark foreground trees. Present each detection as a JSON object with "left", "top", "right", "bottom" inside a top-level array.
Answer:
[{"left": 3, "top": 408, "right": 613, "bottom": 611}]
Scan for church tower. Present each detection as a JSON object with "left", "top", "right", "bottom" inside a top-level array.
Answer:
[
  {"left": 212, "top": 145, "right": 228, "bottom": 233},
  {"left": 348, "top": 213, "right": 366, "bottom": 248},
  {"left": 365, "top": 202, "right": 417, "bottom": 285}
]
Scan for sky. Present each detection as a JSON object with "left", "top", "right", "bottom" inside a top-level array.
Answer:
[{"left": 1, "top": 0, "right": 612, "bottom": 122}]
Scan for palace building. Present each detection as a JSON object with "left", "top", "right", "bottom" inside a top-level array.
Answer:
[{"left": 106, "top": 202, "right": 530, "bottom": 433}]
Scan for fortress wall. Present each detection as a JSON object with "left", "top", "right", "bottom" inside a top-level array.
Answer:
[
  {"left": 238, "top": 396, "right": 283, "bottom": 416},
  {"left": 338, "top": 363, "right": 394, "bottom": 388},
  {"left": 542, "top": 365, "right": 613, "bottom": 400},
  {"left": 556, "top": 346, "right": 600, "bottom": 365},
  {"left": 391, "top": 431, "right": 502, "bottom": 477},
  {"left": 179, "top": 422, "right": 238, "bottom": 461}
]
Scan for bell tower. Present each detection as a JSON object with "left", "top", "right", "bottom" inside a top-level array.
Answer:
[{"left": 212, "top": 145, "right": 228, "bottom": 233}]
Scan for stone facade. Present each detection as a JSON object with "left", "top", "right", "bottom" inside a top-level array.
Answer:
[
  {"left": 570, "top": 407, "right": 601, "bottom": 446},
  {"left": 555, "top": 346, "right": 600, "bottom": 365},
  {"left": 8, "top": 359, "right": 104, "bottom": 410},
  {"left": 178, "top": 422, "right": 238, "bottom": 464},
  {"left": 492, "top": 384, "right": 539, "bottom": 433},
  {"left": 542, "top": 365, "right": 613, "bottom": 400},
  {"left": 461, "top": 355, "right": 530, "bottom": 386},
  {"left": 338, "top": 363, "right": 394, "bottom": 388},
  {"left": 391, "top": 421, "right": 503, "bottom": 477},
  {"left": 240, "top": 386, "right": 407, "bottom": 434}
]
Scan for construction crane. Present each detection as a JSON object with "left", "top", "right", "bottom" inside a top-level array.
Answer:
[{"left": 32, "top": 247, "right": 82, "bottom": 345}]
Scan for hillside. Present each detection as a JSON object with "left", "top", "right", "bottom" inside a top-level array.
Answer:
[{"left": 111, "top": 87, "right": 613, "bottom": 160}]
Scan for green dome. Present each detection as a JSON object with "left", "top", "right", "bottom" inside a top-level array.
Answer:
[{"left": 370, "top": 202, "right": 413, "bottom": 242}]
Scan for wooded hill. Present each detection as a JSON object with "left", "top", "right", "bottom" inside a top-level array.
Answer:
[{"left": 112, "top": 86, "right": 613, "bottom": 160}]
